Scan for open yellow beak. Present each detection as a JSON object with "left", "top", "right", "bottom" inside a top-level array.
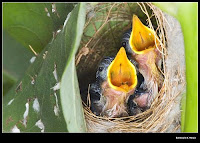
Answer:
[
  {"left": 107, "top": 47, "right": 137, "bottom": 93},
  {"left": 129, "top": 15, "right": 159, "bottom": 54}
]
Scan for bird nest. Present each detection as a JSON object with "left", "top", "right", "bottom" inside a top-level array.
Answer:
[{"left": 76, "top": 2, "right": 186, "bottom": 133}]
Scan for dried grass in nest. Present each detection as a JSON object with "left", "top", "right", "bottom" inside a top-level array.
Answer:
[{"left": 76, "top": 2, "right": 186, "bottom": 133}]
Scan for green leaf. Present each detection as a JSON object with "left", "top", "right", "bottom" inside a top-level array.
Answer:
[
  {"left": 60, "top": 58, "right": 87, "bottom": 133},
  {"left": 153, "top": 2, "right": 198, "bottom": 132},
  {"left": 3, "top": 3, "right": 75, "bottom": 53},
  {"left": 3, "top": 3, "right": 86, "bottom": 132},
  {"left": 177, "top": 3, "right": 197, "bottom": 133},
  {"left": 3, "top": 72, "right": 16, "bottom": 96},
  {"left": 3, "top": 25, "right": 67, "bottom": 133},
  {"left": 60, "top": 3, "right": 87, "bottom": 133},
  {"left": 3, "top": 3, "right": 54, "bottom": 53},
  {"left": 46, "top": 3, "right": 76, "bottom": 31},
  {"left": 3, "top": 3, "right": 75, "bottom": 95},
  {"left": 3, "top": 31, "right": 34, "bottom": 95},
  {"left": 3, "top": 31, "right": 34, "bottom": 79}
]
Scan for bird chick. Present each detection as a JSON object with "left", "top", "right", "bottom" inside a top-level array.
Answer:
[
  {"left": 127, "top": 67, "right": 149, "bottom": 116},
  {"left": 89, "top": 47, "right": 138, "bottom": 118},
  {"left": 128, "top": 86, "right": 149, "bottom": 116},
  {"left": 121, "top": 15, "right": 164, "bottom": 107},
  {"left": 89, "top": 57, "right": 114, "bottom": 116}
]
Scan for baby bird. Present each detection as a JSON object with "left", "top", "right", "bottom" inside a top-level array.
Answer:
[
  {"left": 121, "top": 15, "right": 164, "bottom": 107},
  {"left": 127, "top": 70, "right": 149, "bottom": 116},
  {"left": 89, "top": 47, "right": 138, "bottom": 118}
]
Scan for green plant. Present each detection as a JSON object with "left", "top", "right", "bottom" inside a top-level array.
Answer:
[
  {"left": 3, "top": 3, "right": 86, "bottom": 132},
  {"left": 154, "top": 2, "right": 198, "bottom": 132}
]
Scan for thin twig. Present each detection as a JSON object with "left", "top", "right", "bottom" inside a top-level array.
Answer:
[{"left": 29, "top": 45, "right": 38, "bottom": 56}]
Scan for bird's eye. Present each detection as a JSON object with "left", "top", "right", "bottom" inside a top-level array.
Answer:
[
  {"left": 122, "top": 42, "right": 126, "bottom": 47},
  {"left": 98, "top": 67, "right": 104, "bottom": 72}
]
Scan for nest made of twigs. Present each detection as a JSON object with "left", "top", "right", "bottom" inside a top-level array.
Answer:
[{"left": 76, "top": 2, "right": 186, "bottom": 133}]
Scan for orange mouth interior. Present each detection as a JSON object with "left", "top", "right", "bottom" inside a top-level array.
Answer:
[
  {"left": 107, "top": 47, "right": 137, "bottom": 92},
  {"left": 129, "top": 15, "right": 159, "bottom": 54}
]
